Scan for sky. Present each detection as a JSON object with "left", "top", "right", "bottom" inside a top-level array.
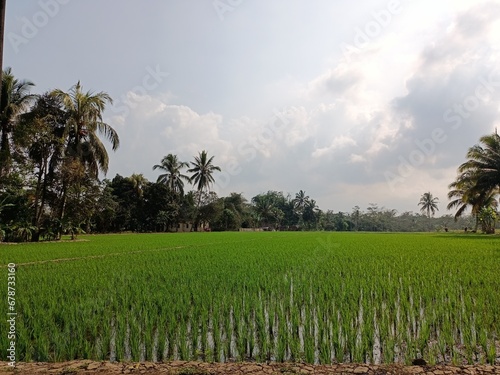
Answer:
[{"left": 4, "top": 0, "right": 500, "bottom": 215}]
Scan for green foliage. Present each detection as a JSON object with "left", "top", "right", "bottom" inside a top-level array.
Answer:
[
  {"left": 60, "top": 218, "right": 86, "bottom": 240},
  {"left": 187, "top": 150, "right": 221, "bottom": 194},
  {"left": 153, "top": 154, "right": 190, "bottom": 195},
  {"left": 0, "top": 67, "right": 36, "bottom": 179},
  {"left": 478, "top": 206, "right": 497, "bottom": 234},
  {"left": 448, "top": 132, "right": 500, "bottom": 233},
  {"left": 418, "top": 192, "right": 439, "bottom": 219},
  {"left": 9, "top": 221, "right": 37, "bottom": 242},
  {"left": 0, "top": 195, "right": 14, "bottom": 216},
  {"left": 0, "top": 73, "right": 123, "bottom": 242}
]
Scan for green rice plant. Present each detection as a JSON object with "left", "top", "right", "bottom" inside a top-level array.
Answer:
[
  {"left": 114, "top": 313, "right": 127, "bottom": 361},
  {"left": 1, "top": 231, "right": 499, "bottom": 365},
  {"left": 128, "top": 314, "right": 142, "bottom": 361},
  {"left": 276, "top": 314, "right": 287, "bottom": 362},
  {"left": 486, "top": 339, "right": 496, "bottom": 365}
]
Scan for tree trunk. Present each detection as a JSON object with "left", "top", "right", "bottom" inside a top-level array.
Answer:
[
  {"left": 31, "top": 231, "right": 40, "bottom": 242},
  {"left": 194, "top": 190, "right": 203, "bottom": 232},
  {"left": 58, "top": 181, "right": 68, "bottom": 240},
  {"left": 31, "top": 163, "right": 44, "bottom": 242},
  {"left": 0, "top": 0, "right": 6, "bottom": 178},
  {"left": 0, "top": 124, "right": 10, "bottom": 178},
  {"left": 37, "top": 169, "right": 49, "bottom": 228},
  {"left": 0, "top": 0, "right": 5, "bottom": 79}
]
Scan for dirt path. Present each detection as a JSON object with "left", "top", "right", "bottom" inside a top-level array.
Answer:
[{"left": 2, "top": 361, "right": 500, "bottom": 375}]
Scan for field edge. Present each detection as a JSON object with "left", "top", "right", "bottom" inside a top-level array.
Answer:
[{"left": 1, "top": 360, "right": 500, "bottom": 375}]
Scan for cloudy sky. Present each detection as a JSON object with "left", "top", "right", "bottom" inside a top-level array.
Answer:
[{"left": 5, "top": 0, "right": 500, "bottom": 214}]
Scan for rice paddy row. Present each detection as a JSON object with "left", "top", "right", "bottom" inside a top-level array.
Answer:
[{"left": 0, "top": 232, "right": 499, "bottom": 365}]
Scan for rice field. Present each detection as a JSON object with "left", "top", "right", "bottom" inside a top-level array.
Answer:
[{"left": 0, "top": 232, "right": 499, "bottom": 365}]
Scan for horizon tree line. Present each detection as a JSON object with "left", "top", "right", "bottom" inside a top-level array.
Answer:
[{"left": 0, "top": 67, "right": 499, "bottom": 241}]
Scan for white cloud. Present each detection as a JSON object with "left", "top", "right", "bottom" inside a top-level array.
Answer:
[
  {"left": 312, "top": 135, "right": 356, "bottom": 158},
  {"left": 350, "top": 154, "right": 366, "bottom": 163},
  {"left": 9, "top": 0, "right": 500, "bottom": 213}
]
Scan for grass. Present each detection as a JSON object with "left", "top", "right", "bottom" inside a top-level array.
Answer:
[
  {"left": 0, "top": 231, "right": 498, "bottom": 364},
  {"left": 175, "top": 368, "right": 210, "bottom": 375}
]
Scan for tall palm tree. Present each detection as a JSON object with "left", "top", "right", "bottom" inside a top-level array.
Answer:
[
  {"left": 447, "top": 172, "right": 476, "bottom": 220},
  {"left": 458, "top": 132, "right": 500, "bottom": 194},
  {"left": 0, "top": 0, "right": 6, "bottom": 104},
  {"left": 303, "top": 198, "right": 320, "bottom": 229},
  {"left": 51, "top": 81, "right": 119, "bottom": 178},
  {"left": 187, "top": 150, "right": 221, "bottom": 205},
  {"left": 0, "top": 68, "right": 35, "bottom": 178},
  {"left": 186, "top": 150, "right": 220, "bottom": 231},
  {"left": 418, "top": 192, "right": 439, "bottom": 219},
  {"left": 128, "top": 173, "right": 148, "bottom": 198},
  {"left": 448, "top": 132, "right": 500, "bottom": 231},
  {"left": 292, "top": 190, "right": 310, "bottom": 214},
  {"left": 447, "top": 171, "right": 498, "bottom": 230},
  {"left": 251, "top": 194, "right": 274, "bottom": 226},
  {"left": 51, "top": 82, "right": 119, "bottom": 220},
  {"left": 153, "top": 154, "right": 190, "bottom": 195},
  {"left": 292, "top": 189, "right": 310, "bottom": 227},
  {"left": 306, "top": 198, "right": 319, "bottom": 212}
]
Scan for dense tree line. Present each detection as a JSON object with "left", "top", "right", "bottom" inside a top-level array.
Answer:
[
  {"left": 0, "top": 69, "right": 120, "bottom": 241},
  {"left": 0, "top": 69, "right": 498, "bottom": 242}
]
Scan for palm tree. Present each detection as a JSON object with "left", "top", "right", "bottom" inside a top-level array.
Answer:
[
  {"left": 457, "top": 132, "right": 500, "bottom": 194},
  {"left": 292, "top": 190, "right": 310, "bottom": 214},
  {"left": 303, "top": 198, "right": 320, "bottom": 229},
  {"left": 0, "top": 68, "right": 35, "bottom": 178},
  {"left": 251, "top": 194, "right": 274, "bottom": 227},
  {"left": 447, "top": 171, "right": 498, "bottom": 230},
  {"left": 418, "top": 192, "right": 439, "bottom": 231},
  {"left": 128, "top": 173, "right": 148, "bottom": 198},
  {"left": 187, "top": 150, "right": 221, "bottom": 205},
  {"left": 0, "top": 0, "right": 6, "bottom": 101},
  {"left": 447, "top": 172, "right": 476, "bottom": 220},
  {"left": 153, "top": 154, "right": 190, "bottom": 195},
  {"left": 51, "top": 82, "right": 119, "bottom": 178},
  {"left": 292, "top": 190, "right": 310, "bottom": 227},
  {"left": 187, "top": 150, "right": 221, "bottom": 231},
  {"left": 306, "top": 198, "right": 319, "bottom": 211},
  {"left": 51, "top": 82, "right": 119, "bottom": 220},
  {"left": 447, "top": 132, "right": 500, "bottom": 232}
]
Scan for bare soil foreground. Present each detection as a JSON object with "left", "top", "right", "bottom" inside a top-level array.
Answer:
[{"left": 2, "top": 361, "right": 500, "bottom": 375}]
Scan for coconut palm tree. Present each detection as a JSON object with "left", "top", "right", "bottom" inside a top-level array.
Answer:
[
  {"left": 306, "top": 198, "right": 319, "bottom": 212},
  {"left": 0, "top": 0, "right": 6, "bottom": 101},
  {"left": 292, "top": 190, "right": 310, "bottom": 214},
  {"left": 447, "top": 172, "right": 477, "bottom": 220},
  {"left": 418, "top": 192, "right": 439, "bottom": 219},
  {"left": 458, "top": 132, "right": 500, "bottom": 194},
  {"left": 447, "top": 171, "right": 498, "bottom": 230},
  {"left": 251, "top": 194, "right": 274, "bottom": 227},
  {"left": 51, "top": 81, "right": 119, "bottom": 178},
  {"left": 187, "top": 150, "right": 221, "bottom": 231},
  {"left": 51, "top": 82, "right": 119, "bottom": 221},
  {"left": 0, "top": 68, "right": 35, "bottom": 178},
  {"left": 153, "top": 154, "right": 190, "bottom": 195},
  {"left": 292, "top": 190, "right": 310, "bottom": 227},
  {"left": 303, "top": 198, "right": 320, "bottom": 229},
  {"left": 128, "top": 173, "right": 148, "bottom": 198},
  {"left": 187, "top": 150, "right": 221, "bottom": 204}
]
